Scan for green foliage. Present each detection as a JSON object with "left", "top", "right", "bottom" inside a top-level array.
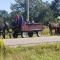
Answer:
[
  {"left": 10, "top": 0, "right": 27, "bottom": 20},
  {"left": 0, "top": 10, "right": 9, "bottom": 22},
  {"left": 10, "top": 0, "right": 54, "bottom": 23},
  {"left": 50, "top": 0, "right": 60, "bottom": 17},
  {"left": 42, "top": 26, "right": 50, "bottom": 35}
]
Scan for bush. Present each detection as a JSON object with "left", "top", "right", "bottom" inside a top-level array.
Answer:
[{"left": 42, "top": 26, "right": 50, "bottom": 35}]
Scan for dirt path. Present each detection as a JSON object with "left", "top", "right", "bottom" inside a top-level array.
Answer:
[{"left": 3, "top": 36, "right": 60, "bottom": 46}]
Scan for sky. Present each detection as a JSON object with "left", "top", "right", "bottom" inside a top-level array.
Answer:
[
  {"left": 0, "top": 0, "right": 53, "bottom": 13},
  {"left": 0, "top": 0, "right": 15, "bottom": 13},
  {"left": 42, "top": 0, "right": 53, "bottom": 3}
]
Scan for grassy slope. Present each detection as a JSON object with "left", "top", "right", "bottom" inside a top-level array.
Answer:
[{"left": 0, "top": 42, "right": 60, "bottom": 60}]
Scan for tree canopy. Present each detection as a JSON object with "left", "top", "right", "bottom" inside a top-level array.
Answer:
[
  {"left": 0, "top": 0, "right": 60, "bottom": 24},
  {"left": 10, "top": 0, "right": 53, "bottom": 24},
  {"left": 50, "top": 0, "right": 60, "bottom": 17}
]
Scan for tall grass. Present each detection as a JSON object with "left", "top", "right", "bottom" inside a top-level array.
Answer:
[
  {"left": 0, "top": 42, "right": 60, "bottom": 60},
  {"left": 42, "top": 26, "right": 50, "bottom": 35}
]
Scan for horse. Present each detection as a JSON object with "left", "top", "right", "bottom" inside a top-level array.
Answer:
[
  {"left": 48, "top": 22, "right": 60, "bottom": 35},
  {"left": 1, "top": 21, "right": 11, "bottom": 39}
]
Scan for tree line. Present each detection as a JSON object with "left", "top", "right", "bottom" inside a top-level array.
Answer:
[{"left": 0, "top": 0, "right": 60, "bottom": 25}]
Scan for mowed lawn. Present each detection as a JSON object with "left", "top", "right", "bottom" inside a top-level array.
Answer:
[{"left": 0, "top": 42, "right": 60, "bottom": 60}]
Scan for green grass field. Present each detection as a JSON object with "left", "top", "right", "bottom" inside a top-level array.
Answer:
[{"left": 0, "top": 42, "right": 60, "bottom": 60}]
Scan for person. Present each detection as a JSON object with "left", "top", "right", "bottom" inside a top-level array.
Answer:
[
  {"left": 15, "top": 14, "right": 24, "bottom": 35},
  {"left": 31, "top": 18, "right": 34, "bottom": 23},
  {"left": 15, "top": 14, "right": 23, "bottom": 26},
  {"left": 29, "top": 17, "right": 34, "bottom": 24}
]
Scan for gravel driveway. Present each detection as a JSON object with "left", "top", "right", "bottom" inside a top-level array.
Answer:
[{"left": 3, "top": 36, "right": 60, "bottom": 46}]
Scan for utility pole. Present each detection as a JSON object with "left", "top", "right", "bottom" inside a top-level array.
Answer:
[{"left": 27, "top": 0, "right": 29, "bottom": 21}]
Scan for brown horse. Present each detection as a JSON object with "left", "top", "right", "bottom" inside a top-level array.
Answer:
[{"left": 48, "top": 22, "right": 60, "bottom": 35}]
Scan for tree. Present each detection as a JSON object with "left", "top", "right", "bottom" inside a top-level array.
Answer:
[
  {"left": 0, "top": 10, "right": 9, "bottom": 22},
  {"left": 29, "top": 0, "right": 54, "bottom": 23},
  {"left": 10, "top": 0, "right": 47, "bottom": 22},
  {"left": 10, "top": 0, "right": 53, "bottom": 24},
  {"left": 10, "top": 0, "right": 27, "bottom": 20},
  {"left": 50, "top": 0, "right": 60, "bottom": 17}
]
